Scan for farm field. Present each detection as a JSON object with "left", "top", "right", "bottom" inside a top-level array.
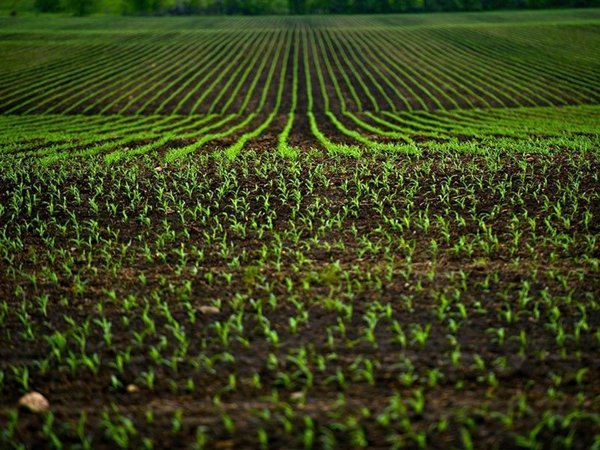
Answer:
[{"left": 1, "top": 9, "right": 600, "bottom": 449}]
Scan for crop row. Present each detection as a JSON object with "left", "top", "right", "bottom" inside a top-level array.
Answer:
[
  {"left": 1, "top": 148, "right": 599, "bottom": 448},
  {"left": 1, "top": 14, "right": 598, "bottom": 157},
  {"left": 0, "top": 104, "right": 598, "bottom": 161},
  {"left": 0, "top": 17, "right": 598, "bottom": 117}
]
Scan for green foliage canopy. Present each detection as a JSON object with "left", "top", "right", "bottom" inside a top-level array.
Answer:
[{"left": 18, "top": 0, "right": 600, "bottom": 16}]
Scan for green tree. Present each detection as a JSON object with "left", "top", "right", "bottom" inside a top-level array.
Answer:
[
  {"left": 34, "top": 0, "right": 61, "bottom": 12},
  {"left": 66, "top": 0, "right": 98, "bottom": 15},
  {"left": 288, "top": 0, "right": 306, "bottom": 13},
  {"left": 124, "top": 0, "right": 168, "bottom": 14}
]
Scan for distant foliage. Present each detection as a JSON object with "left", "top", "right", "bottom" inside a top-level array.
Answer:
[
  {"left": 299, "top": 0, "right": 599, "bottom": 13},
  {"left": 123, "top": 0, "right": 168, "bottom": 14},
  {"left": 34, "top": 0, "right": 62, "bottom": 12},
  {"left": 15, "top": 0, "right": 600, "bottom": 15},
  {"left": 66, "top": 0, "right": 98, "bottom": 15},
  {"left": 163, "top": 0, "right": 600, "bottom": 14},
  {"left": 155, "top": 0, "right": 288, "bottom": 14}
]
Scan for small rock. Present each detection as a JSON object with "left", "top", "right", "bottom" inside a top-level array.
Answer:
[
  {"left": 198, "top": 306, "right": 220, "bottom": 315},
  {"left": 126, "top": 384, "right": 139, "bottom": 393},
  {"left": 18, "top": 391, "right": 49, "bottom": 413},
  {"left": 155, "top": 166, "right": 163, "bottom": 172}
]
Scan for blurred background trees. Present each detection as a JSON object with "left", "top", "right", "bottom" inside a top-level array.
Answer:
[{"left": 13, "top": 0, "right": 600, "bottom": 16}]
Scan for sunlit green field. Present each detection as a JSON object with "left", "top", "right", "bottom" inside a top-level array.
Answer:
[{"left": 1, "top": 9, "right": 599, "bottom": 449}]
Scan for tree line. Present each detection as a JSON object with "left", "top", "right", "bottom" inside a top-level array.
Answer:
[{"left": 31, "top": 0, "right": 600, "bottom": 16}]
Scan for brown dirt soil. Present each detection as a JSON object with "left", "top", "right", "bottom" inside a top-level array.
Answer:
[{"left": 0, "top": 151, "right": 599, "bottom": 449}]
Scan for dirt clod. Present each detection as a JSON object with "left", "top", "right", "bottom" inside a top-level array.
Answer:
[
  {"left": 18, "top": 392, "right": 49, "bottom": 414},
  {"left": 198, "top": 306, "right": 220, "bottom": 315}
]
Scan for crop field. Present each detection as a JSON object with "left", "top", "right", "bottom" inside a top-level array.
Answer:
[{"left": 1, "top": 8, "right": 600, "bottom": 449}]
